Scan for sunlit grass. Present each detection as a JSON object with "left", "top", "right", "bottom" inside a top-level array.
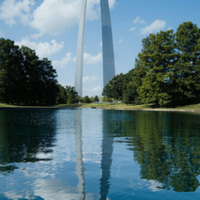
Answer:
[
  {"left": 0, "top": 103, "right": 18, "bottom": 107},
  {"left": 0, "top": 103, "right": 59, "bottom": 108},
  {"left": 81, "top": 103, "right": 156, "bottom": 109},
  {"left": 176, "top": 103, "right": 200, "bottom": 110},
  {"left": 80, "top": 102, "right": 200, "bottom": 111},
  {"left": 0, "top": 102, "right": 200, "bottom": 112}
]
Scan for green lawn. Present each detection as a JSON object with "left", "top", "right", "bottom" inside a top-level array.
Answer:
[
  {"left": 80, "top": 103, "right": 151, "bottom": 109},
  {"left": 0, "top": 103, "right": 19, "bottom": 107},
  {"left": 176, "top": 103, "right": 200, "bottom": 110},
  {"left": 0, "top": 102, "right": 200, "bottom": 112},
  {"left": 80, "top": 102, "right": 200, "bottom": 111}
]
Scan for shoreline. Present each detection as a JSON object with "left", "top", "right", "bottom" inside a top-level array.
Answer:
[
  {"left": 91, "top": 107, "right": 200, "bottom": 113},
  {"left": 0, "top": 103, "right": 200, "bottom": 113},
  {"left": 80, "top": 103, "right": 200, "bottom": 113}
]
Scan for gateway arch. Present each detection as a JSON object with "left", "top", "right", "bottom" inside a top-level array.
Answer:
[{"left": 75, "top": 0, "right": 115, "bottom": 96}]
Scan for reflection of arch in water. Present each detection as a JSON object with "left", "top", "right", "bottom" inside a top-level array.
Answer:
[
  {"left": 74, "top": 109, "right": 85, "bottom": 200},
  {"left": 100, "top": 110, "right": 114, "bottom": 200},
  {"left": 74, "top": 109, "right": 113, "bottom": 200},
  {"left": 73, "top": 108, "right": 114, "bottom": 199}
]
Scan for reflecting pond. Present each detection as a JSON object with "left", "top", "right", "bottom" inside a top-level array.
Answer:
[{"left": 0, "top": 108, "right": 200, "bottom": 200}]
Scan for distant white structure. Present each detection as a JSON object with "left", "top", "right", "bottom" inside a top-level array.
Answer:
[
  {"left": 75, "top": 0, "right": 115, "bottom": 96},
  {"left": 75, "top": 0, "right": 87, "bottom": 97}
]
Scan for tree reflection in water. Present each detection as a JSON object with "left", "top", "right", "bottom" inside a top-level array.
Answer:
[
  {"left": 114, "top": 111, "right": 200, "bottom": 192},
  {"left": 0, "top": 109, "right": 57, "bottom": 174},
  {"left": 0, "top": 108, "right": 200, "bottom": 197}
]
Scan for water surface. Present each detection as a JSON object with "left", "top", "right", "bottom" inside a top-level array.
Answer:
[{"left": 0, "top": 108, "right": 200, "bottom": 200}]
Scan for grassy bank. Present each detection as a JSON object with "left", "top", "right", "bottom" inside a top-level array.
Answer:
[
  {"left": 1, "top": 102, "right": 200, "bottom": 112},
  {"left": 80, "top": 103, "right": 200, "bottom": 112},
  {"left": 0, "top": 103, "right": 19, "bottom": 108},
  {"left": 0, "top": 103, "right": 82, "bottom": 109},
  {"left": 0, "top": 103, "right": 65, "bottom": 109},
  {"left": 81, "top": 103, "right": 152, "bottom": 109}
]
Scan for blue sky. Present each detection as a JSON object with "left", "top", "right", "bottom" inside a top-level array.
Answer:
[{"left": 0, "top": 0, "right": 200, "bottom": 97}]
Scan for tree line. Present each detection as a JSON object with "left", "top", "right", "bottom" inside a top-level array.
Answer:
[
  {"left": 0, "top": 38, "right": 101, "bottom": 107},
  {"left": 0, "top": 38, "right": 99, "bottom": 106},
  {"left": 1, "top": 21, "right": 199, "bottom": 107},
  {"left": 57, "top": 84, "right": 99, "bottom": 104},
  {"left": 103, "top": 22, "right": 200, "bottom": 106},
  {"left": 0, "top": 38, "right": 60, "bottom": 105}
]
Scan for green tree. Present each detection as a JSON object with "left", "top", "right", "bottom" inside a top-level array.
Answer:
[
  {"left": 56, "top": 84, "right": 68, "bottom": 104},
  {"left": 131, "top": 22, "right": 200, "bottom": 106},
  {"left": 67, "top": 94, "right": 74, "bottom": 104},
  {"left": 101, "top": 22, "right": 200, "bottom": 107},
  {"left": 82, "top": 96, "right": 91, "bottom": 103},
  {"left": 122, "top": 68, "right": 140, "bottom": 104},
  {"left": 136, "top": 30, "right": 176, "bottom": 106},
  {"left": 94, "top": 95, "right": 99, "bottom": 102},
  {"left": 20, "top": 46, "right": 58, "bottom": 105},
  {"left": 102, "top": 96, "right": 113, "bottom": 102},
  {"left": 0, "top": 38, "right": 58, "bottom": 106},
  {"left": 38, "top": 57, "right": 58, "bottom": 105},
  {"left": 102, "top": 73, "right": 125, "bottom": 101},
  {"left": 171, "top": 22, "right": 200, "bottom": 105},
  {"left": 90, "top": 96, "right": 95, "bottom": 103},
  {"left": 0, "top": 38, "right": 25, "bottom": 104},
  {"left": 65, "top": 86, "right": 79, "bottom": 104}
]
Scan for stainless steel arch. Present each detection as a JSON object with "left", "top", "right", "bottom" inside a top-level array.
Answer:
[
  {"left": 100, "top": 0, "right": 115, "bottom": 87},
  {"left": 75, "top": 0, "right": 87, "bottom": 97},
  {"left": 75, "top": 0, "right": 115, "bottom": 96}
]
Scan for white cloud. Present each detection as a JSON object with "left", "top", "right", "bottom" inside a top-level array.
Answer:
[
  {"left": 34, "top": 178, "right": 96, "bottom": 200},
  {"left": 30, "top": 0, "right": 116, "bottom": 36},
  {"left": 140, "top": 20, "right": 166, "bottom": 35},
  {"left": 16, "top": 38, "right": 64, "bottom": 58},
  {"left": 52, "top": 52, "right": 74, "bottom": 69},
  {"left": 34, "top": 179, "right": 80, "bottom": 200},
  {"left": 4, "top": 191, "right": 34, "bottom": 200},
  {"left": 92, "top": 86, "right": 102, "bottom": 92},
  {"left": 133, "top": 17, "right": 146, "bottom": 24},
  {"left": 53, "top": 52, "right": 102, "bottom": 69},
  {"left": 0, "top": 0, "right": 34, "bottom": 26},
  {"left": 83, "top": 76, "right": 102, "bottom": 96},
  {"left": 117, "top": 38, "right": 122, "bottom": 44},
  {"left": 84, "top": 52, "right": 102, "bottom": 64},
  {"left": 108, "top": 0, "right": 116, "bottom": 9},
  {"left": 167, "top": 26, "right": 173, "bottom": 31},
  {"left": 129, "top": 27, "right": 136, "bottom": 32},
  {"left": 30, "top": 0, "right": 80, "bottom": 35},
  {"left": 0, "top": 30, "right": 4, "bottom": 37},
  {"left": 83, "top": 76, "right": 100, "bottom": 84},
  {"left": 146, "top": 180, "right": 163, "bottom": 192},
  {"left": 99, "top": 41, "right": 102, "bottom": 47},
  {"left": 0, "top": 0, "right": 116, "bottom": 35}
]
